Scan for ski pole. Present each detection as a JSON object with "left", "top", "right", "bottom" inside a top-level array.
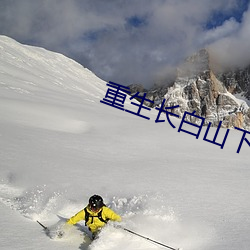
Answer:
[
  {"left": 122, "top": 227, "right": 180, "bottom": 250},
  {"left": 37, "top": 220, "right": 48, "bottom": 231}
]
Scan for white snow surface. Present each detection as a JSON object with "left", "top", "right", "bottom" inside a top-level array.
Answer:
[{"left": 0, "top": 36, "right": 249, "bottom": 250}]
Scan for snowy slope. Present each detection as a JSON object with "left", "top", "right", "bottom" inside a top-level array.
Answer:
[{"left": 0, "top": 36, "right": 249, "bottom": 250}]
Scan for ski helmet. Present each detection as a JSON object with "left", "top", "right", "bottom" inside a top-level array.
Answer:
[{"left": 89, "top": 195, "right": 104, "bottom": 210}]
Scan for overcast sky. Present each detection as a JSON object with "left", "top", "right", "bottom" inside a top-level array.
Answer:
[{"left": 0, "top": 0, "right": 249, "bottom": 87}]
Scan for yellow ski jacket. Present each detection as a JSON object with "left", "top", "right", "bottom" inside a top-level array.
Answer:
[{"left": 67, "top": 206, "right": 121, "bottom": 233}]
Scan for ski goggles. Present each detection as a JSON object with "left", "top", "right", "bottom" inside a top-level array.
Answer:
[{"left": 89, "top": 204, "right": 101, "bottom": 212}]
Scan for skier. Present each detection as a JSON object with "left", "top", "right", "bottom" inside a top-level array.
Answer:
[{"left": 66, "top": 194, "right": 121, "bottom": 239}]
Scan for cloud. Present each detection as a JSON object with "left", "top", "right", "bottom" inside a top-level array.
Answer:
[
  {"left": 200, "top": 18, "right": 240, "bottom": 45},
  {"left": 0, "top": 0, "right": 249, "bottom": 87},
  {"left": 209, "top": 4, "right": 250, "bottom": 69}
]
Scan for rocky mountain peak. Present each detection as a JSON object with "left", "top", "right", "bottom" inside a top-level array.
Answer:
[
  {"left": 177, "top": 48, "right": 210, "bottom": 78},
  {"left": 128, "top": 48, "right": 250, "bottom": 130},
  {"left": 217, "top": 66, "right": 250, "bottom": 100}
]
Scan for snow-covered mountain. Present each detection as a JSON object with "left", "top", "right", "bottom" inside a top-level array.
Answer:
[
  {"left": 217, "top": 65, "right": 250, "bottom": 101},
  {"left": 0, "top": 36, "right": 249, "bottom": 250},
  {"left": 130, "top": 49, "right": 250, "bottom": 131},
  {"left": 0, "top": 35, "right": 108, "bottom": 130}
]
